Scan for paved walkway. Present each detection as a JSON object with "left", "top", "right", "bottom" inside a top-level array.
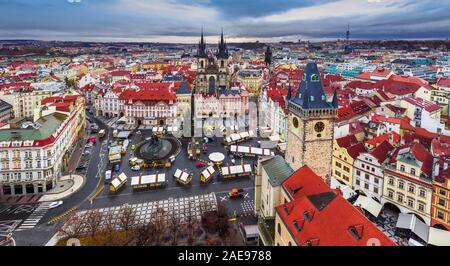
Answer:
[{"left": 39, "top": 175, "right": 85, "bottom": 202}]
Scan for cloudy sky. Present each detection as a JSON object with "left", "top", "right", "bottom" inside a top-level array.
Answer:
[{"left": 0, "top": 0, "right": 449, "bottom": 43}]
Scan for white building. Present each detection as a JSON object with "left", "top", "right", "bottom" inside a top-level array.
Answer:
[{"left": 0, "top": 95, "right": 85, "bottom": 196}]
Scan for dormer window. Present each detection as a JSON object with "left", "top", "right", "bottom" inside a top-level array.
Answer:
[
  {"left": 311, "top": 74, "right": 319, "bottom": 82},
  {"left": 348, "top": 225, "right": 363, "bottom": 240}
]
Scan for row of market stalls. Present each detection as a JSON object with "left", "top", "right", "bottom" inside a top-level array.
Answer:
[
  {"left": 173, "top": 163, "right": 253, "bottom": 186},
  {"left": 131, "top": 174, "right": 167, "bottom": 189},
  {"left": 229, "top": 145, "right": 275, "bottom": 157},
  {"left": 152, "top": 126, "right": 178, "bottom": 135},
  {"left": 224, "top": 130, "right": 254, "bottom": 145},
  {"left": 221, "top": 164, "right": 253, "bottom": 179}
]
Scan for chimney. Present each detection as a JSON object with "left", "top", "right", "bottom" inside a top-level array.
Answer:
[{"left": 433, "top": 156, "right": 440, "bottom": 178}]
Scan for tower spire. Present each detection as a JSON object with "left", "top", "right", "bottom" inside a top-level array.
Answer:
[{"left": 198, "top": 26, "right": 207, "bottom": 58}]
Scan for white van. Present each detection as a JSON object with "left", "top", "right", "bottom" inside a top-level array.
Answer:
[{"left": 105, "top": 170, "right": 112, "bottom": 183}]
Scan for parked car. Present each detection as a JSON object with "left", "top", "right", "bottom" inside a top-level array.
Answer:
[
  {"left": 76, "top": 164, "right": 87, "bottom": 171},
  {"left": 229, "top": 188, "right": 245, "bottom": 198},
  {"left": 131, "top": 165, "right": 141, "bottom": 171},
  {"left": 114, "top": 164, "right": 120, "bottom": 172},
  {"left": 82, "top": 150, "right": 91, "bottom": 156},
  {"left": 104, "top": 170, "right": 112, "bottom": 183},
  {"left": 195, "top": 161, "right": 206, "bottom": 168},
  {"left": 169, "top": 155, "right": 176, "bottom": 162},
  {"left": 49, "top": 201, "right": 63, "bottom": 209}
]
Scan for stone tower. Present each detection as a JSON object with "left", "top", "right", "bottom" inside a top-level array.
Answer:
[{"left": 285, "top": 62, "right": 338, "bottom": 179}]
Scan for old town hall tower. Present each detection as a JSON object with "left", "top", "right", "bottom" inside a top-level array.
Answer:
[{"left": 285, "top": 62, "right": 338, "bottom": 179}]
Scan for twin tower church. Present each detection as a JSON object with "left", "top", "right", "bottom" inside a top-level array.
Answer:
[{"left": 193, "top": 30, "right": 338, "bottom": 179}]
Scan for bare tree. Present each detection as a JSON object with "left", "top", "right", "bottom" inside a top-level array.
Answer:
[
  {"left": 84, "top": 210, "right": 104, "bottom": 237},
  {"left": 184, "top": 200, "right": 199, "bottom": 246},
  {"left": 134, "top": 223, "right": 153, "bottom": 246},
  {"left": 57, "top": 213, "right": 87, "bottom": 240},
  {"left": 167, "top": 208, "right": 181, "bottom": 246},
  {"left": 204, "top": 233, "right": 222, "bottom": 246},
  {"left": 117, "top": 204, "right": 137, "bottom": 235},
  {"left": 150, "top": 206, "right": 167, "bottom": 245}
]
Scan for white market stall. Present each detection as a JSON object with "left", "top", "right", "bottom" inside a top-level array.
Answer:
[
  {"left": 174, "top": 169, "right": 192, "bottom": 185},
  {"left": 230, "top": 145, "right": 275, "bottom": 157},
  {"left": 221, "top": 164, "right": 252, "bottom": 179},
  {"left": 109, "top": 173, "right": 128, "bottom": 193},
  {"left": 200, "top": 165, "right": 216, "bottom": 183}
]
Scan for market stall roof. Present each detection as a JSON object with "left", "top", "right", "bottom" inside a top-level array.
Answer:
[
  {"left": 202, "top": 165, "right": 215, "bottom": 178},
  {"left": 268, "top": 135, "right": 280, "bottom": 142},
  {"left": 428, "top": 227, "right": 450, "bottom": 246},
  {"left": 209, "top": 152, "right": 225, "bottom": 162},
  {"left": 396, "top": 213, "right": 429, "bottom": 242},
  {"left": 111, "top": 173, "right": 127, "bottom": 189},
  {"left": 117, "top": 131, "right": 131, "bottom": 139},
  {"left": 353, "top": 195, "right": 383, "bottom": 217}
]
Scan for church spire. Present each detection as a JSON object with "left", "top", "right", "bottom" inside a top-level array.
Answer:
[
  {"left": 287, "top": 83, "right": 292, "bottom": 101},
  {"left": 198, "top": 27, "right": 207, "bottom": 58},
  {"left": 332, "top": 87, "right": 338, "bottom": 108},
  {"left": 265, "top": 45, "right": 272, "bottom": 66},
  {"left": 217, "top": 27, "right": 228, "bottom": 59}
]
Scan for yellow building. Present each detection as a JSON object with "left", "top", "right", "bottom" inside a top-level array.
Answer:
[
  {"left": 431, "top": 86, "right": 449, "bottom": 116},
  {"left": 382, "top": 142, "right": 434, "bottom": 225},
  {"left": 142, "top": 61, "right": 169, "bottom": 71},
  {"left": 236, "top": 69, "right": 263, "bottom": 94},
  {"left": 431, "top": 170, "right": 450, "bottom": 230},
  {"left": 332, "top": 136, "right": 366, "bottom": 188}
]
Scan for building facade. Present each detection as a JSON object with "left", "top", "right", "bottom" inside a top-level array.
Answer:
[
  {"left": 0, "top": 95, "right": 85, "bottom": 196},
  {"left": 382, "top": 143, "right": 434, "bottom": 225}
]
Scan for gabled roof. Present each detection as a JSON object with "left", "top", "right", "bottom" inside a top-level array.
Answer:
[
  {"left": 276, "top": 174, "right": 396, "bottom": 246},
  {"left": 366, "top": 131, "right": 401, "bottom": 147},
  {"left": 346, "top": 143, "right": 366, "bottom": 159},
  {"left": 282, "top": 165, "right": 329, "bottom": 200},
  {"left": 390, "top": 142, "right": 434, "bottom": 177},
  {"left": 370, "top": 140, "right": 394, "bottom": 163},
  {"left": 403, "top": 97, "right": 440, "bottom": 112},
  {"left": 261, "top": 155, "right": 294, "bottom": 187},
  {"left": 336, "top": 134, "right": 358, "bottom": 148}
]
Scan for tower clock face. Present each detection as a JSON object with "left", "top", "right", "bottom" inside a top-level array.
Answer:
[
  {"left": 314, "top": 122, "right": 325, "bottom": 133},
  {"left": 293, "top": 117, "right": 299, "bottom": 128}
]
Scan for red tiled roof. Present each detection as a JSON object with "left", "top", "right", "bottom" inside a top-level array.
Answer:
[
  {"left": 119, "top": 88, "right": 176, "bottom": 102},
  {"left": 403, "top": 97, "right": 440, "bottom": 112},
  {"left": 282, "top": 166, "right": 330, "bottom": 200},
  {"left": 371, "top": 67, "right": 391, "bottom": 77},
  {"left": 366, "top": 131, "right": 401, "bottom": 147},
  {"left": 346, "top": 143, "right": 366, "bottom": 159},
  {"left": 437, "top": 77, "right": 450, "bottom": 88},
  {"left": 336, "top": 135, "right": 358, "bottom": 148},
  {"left": 370, "top": 140, "right": 394, "bottom": 163},
  {"left": 390, "top": 142, "right": 434, "bottom": 177},
  {"left": 110, "top": 70, "right": 131, "bottom": 77},
  {"left": 276, "top": 173, "right": 396, "bottom": 246},
  {"left": 41, "top": 96, "right": 64, "bottom": 105}
]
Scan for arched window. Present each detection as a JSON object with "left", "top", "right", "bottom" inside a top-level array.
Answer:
[{"left": 311, "top": 74, "right": 319, "bottom": 82}]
